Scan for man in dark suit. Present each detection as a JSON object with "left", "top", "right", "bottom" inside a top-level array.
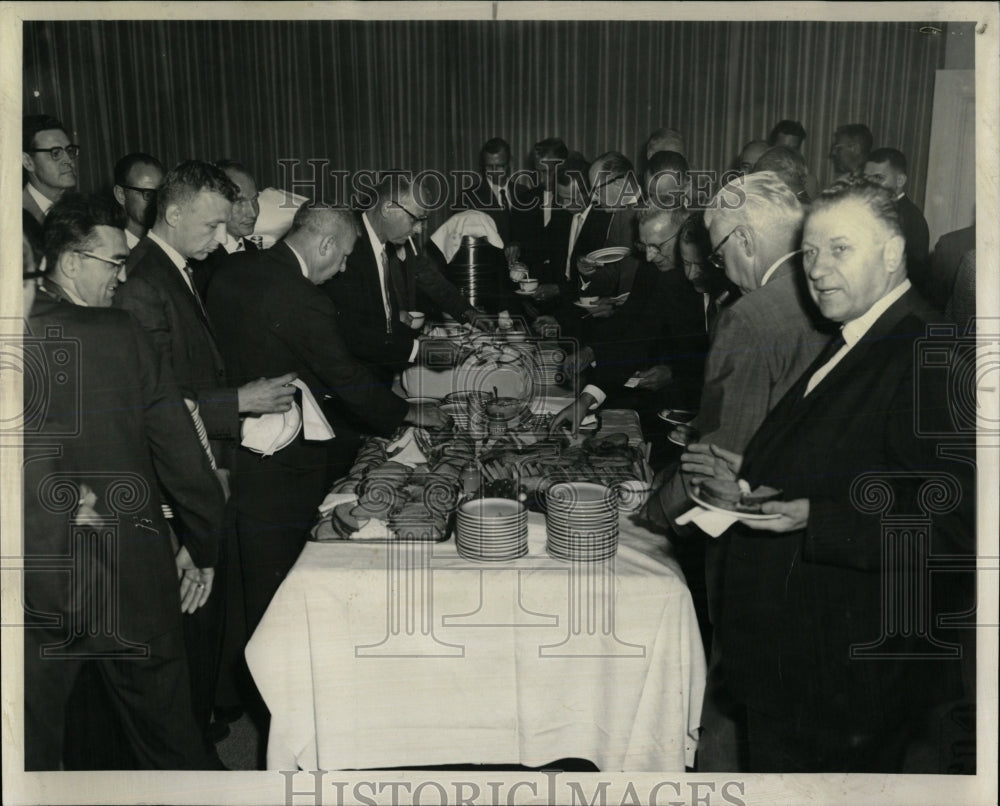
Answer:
[
  {"left": 22, "top": 114, "right": 78, "bottom": 246},
  {"left": 112, "top": 152, "right": 165, "bottom": 251},
  {"left": 114, "top": 160, "right": 295, "bottom": 749},
  {"left": 639, "top": 172, "right": 829, "bottom": 771},
  {"left": 207, "top": 204, "right": 449, "bottom": 632},
  {"left": 189, "top": 160, "right": 261, "bottom": 300},
  {"left": 22, "top": 210, "right": 225, "bottom": 769},
  {"left": 455, "top": 137, "right": 515, "bottom": 243},
  {"left": 929, "top": 223, "right": 976, "bottom": 312},
  {"left": 864, "top": 147, "right": 930, "bottom": 295},
  {"left": 510, "top": 137, "right": 571, "bottom": 286},
  {"left": 323, "top": 173, "right": 475, "bottom": 382},
  {"left": 684, "top": 178, "right": 974, "bottom": 772},
  {"left": 828, "top": 123, "right": 873, "bottom": 180}
]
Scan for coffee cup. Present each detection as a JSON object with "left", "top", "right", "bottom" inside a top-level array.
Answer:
[
  {"left": 509, "top": 263, "right": 529, "bottom": 282},
  {"left": 519, "top": 278, "right": 539, "bottom": 293}
]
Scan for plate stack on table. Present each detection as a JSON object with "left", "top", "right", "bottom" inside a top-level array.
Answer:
[
  {"left": 544, "top": 481, "right": 619, "bottom": 562},
  {"left": 454, "top": 497, "right": 529, "bottom": 561}
]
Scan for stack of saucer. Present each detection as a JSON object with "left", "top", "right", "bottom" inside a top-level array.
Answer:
[
  {"left": 544, "top": 482, "right": 619, "bottom": 562},
  {"left": 455, "top": 497, "right": 529, "bottom": 561}
]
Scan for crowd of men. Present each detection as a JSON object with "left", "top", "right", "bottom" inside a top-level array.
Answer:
[{"left": 21, "top": 112, "right": 975, "bottom": 773}]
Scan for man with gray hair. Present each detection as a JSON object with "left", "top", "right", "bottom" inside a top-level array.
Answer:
[
  {"left": 207, "top": 203, "right": 449, "bottom": 634},
  {"left": 643, "top": 171, "right": 829, "bottom": 771}
]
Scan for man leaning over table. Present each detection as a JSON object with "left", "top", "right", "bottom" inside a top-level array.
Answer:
[
  {"left": 323, "top": 172, "right": 485, "bottom": 384},
  {"left": 207, "top": 203, "right": 450, "bottom": 635},
  {"left": 682, "top": 177, "right": 974, "bottom": 772}
]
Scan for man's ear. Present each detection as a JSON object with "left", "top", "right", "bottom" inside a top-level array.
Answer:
[
  {"left": 113, "top": 185, "right": 126, "bottom": 206},
  {"left": 735, "top": 224, "right": 754, "bottom": 258},
  {"left": 318, "top": 234, "right": 336, "bottom": 256},
  {"left": 59, "top": 251, "right": 80, "bottom": 278},
  {"left": 163, "top": 202, "right": 181, "bottom": 228},
  {"left": 22, "top": 152, "right": 35, "bottom": 173},
  {"left": 378, "top": 199, "right": 395, "bottom": 220},
  {"left": 895, "top": 172, "right": 908, "bottom": 194},
  {"left": 882, "top": 233, "right": 906, "bottom": 273}
]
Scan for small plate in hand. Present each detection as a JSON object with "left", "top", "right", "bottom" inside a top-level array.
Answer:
[{"left": 689, "top": 490, "right": 781, "bottom": 520}]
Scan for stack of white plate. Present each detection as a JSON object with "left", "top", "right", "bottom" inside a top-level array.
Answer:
[
  {"left": 455, "top": 497, "right": 529, "bottom": 561},
  {"left": 544, "top": 482, "right": 619, "bottom": 562}
]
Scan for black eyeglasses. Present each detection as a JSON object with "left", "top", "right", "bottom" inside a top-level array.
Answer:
[
  {"left": 395, "top": 204, "right": 429, "bottom": 224},
  {"left": 75, "top": 250, "right": 127, "bottom": 272},
  {"left": 120, "top": 185, "right": 158, "bottom": 202},
  {"left": 635, "top": 231, "right": 679, "bottom": 256},
  {"left": 707, "top": 227, "right": 738, "bottom": 269},
  {"left": 28, "top": 144, "right": 80, "bottom": 160}
]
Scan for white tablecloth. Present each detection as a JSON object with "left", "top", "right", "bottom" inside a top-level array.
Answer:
[{"left": 245, "top": 513, "right": 706, "bottom": 772}]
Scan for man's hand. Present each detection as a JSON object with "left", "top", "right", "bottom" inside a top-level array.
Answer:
[
  {"left": 588, "top": 300, "right": 617, "bottom": 319},
  {"left": 634, "top": 364, "right": 673, "bottom": 390},
  {"left": 504, "top": 244, "right": 521, "bottom": 265},
  {"left": 531, "top": 283, "right": 561, "bottom": 303},
  {"left": 404, "top": 401, "right": 453, "bottom": 430},
  {"left": 549, "top": 392, "right": 597, "bottom": 436},
  {"left": 576, "top": 256, "right": 599, "bottom": 278},
  {"left": 237, "top": 372, "right": 297, "bottom": 414},
  {"left": 73, "top": 483, "right": 102, "bottom": 526},
  {"left": 175, "top": 544, "right": 214, "bottom": 614},
  {"left": 741, "top": 499, "right": 809, "bottom": 532},
  {"left": 464, "top": 309, "right": 493, "bottom": 331},
  {"left": 680, "top": 442, "right": 742, "bottom": 485}
]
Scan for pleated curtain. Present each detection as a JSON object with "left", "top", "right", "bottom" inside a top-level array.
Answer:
[{"left": 23, "top": 20, "right": 943, "bottom": 232}]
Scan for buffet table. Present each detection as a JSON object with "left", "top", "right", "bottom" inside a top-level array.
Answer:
[{"left": 246, "top": 512, "right": 706, "bottom": 772}]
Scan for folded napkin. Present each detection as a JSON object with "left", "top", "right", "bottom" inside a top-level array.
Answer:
[
  {"left": 292, "top": 379, "right": 335, "bottom": 441},
  {"left": 430, "top": 211, "right": 505, "bottom": 262},
  {"left": 675, "top": 505, "right": 738, "bottom": 538},
  {"left": 385, "top": 427, "right": 428, "bottom": 468},
  {"left": 252, "top": 187, "right": 309, "bottom": 247},
  {"left": 317, "top": 492, "right": 357, "bottom": 518}
]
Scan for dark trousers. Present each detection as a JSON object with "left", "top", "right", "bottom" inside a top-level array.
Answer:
[
  {"left": 25, "top": 626, "right": 213, "bottom": 770},
  {"left": 182, "top": 535, "right": 227, "bottom": 739}
]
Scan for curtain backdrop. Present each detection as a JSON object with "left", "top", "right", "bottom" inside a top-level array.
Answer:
[{"left": 23, "top": 19, "right": 944, "bottom": 231}]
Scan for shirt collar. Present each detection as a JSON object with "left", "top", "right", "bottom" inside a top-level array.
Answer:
[
  {"left": 26, "top": 182, "right": 54, "bottom": 216},
  {"left": 125, "top": 229, "right": 141, "bottom": 251},
  {"left": 147, "top": 229, "right": 189, "bottom": 271},
  {"left": 222, "top": 232, "right": 242, "bottom": 254},
  {"left": 760, "top": 251, "right": 798, "bottom": 287},
  {"left": 840, "top": 279, "right": 911, "bottom": 348},
  {"left": 361, "top": 210, "right": 386, "bottom": 259},
  {"left": 285, "top": 242, "right": 310, "bottom": 280},
  {"left": 895, "top": 192, "right": 905, "bottom": 201},
  {"left": 46, "top": 278, "right": 88, "bottom": 307}
]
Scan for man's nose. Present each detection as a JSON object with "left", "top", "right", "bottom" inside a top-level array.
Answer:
[{"left": 116, "top": 265, "right": 127, "bottom": 282}]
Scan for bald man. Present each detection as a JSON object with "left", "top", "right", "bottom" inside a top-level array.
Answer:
[{"left": 206, "top": 203, "right": 448, "bottom": 632}]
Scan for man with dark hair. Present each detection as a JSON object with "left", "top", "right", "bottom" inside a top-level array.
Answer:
[
  {"left": 735, "top": 140, "right": 768, "bottom": 176},
  {"left": 690, "top": 176, "right": 973, "bottom": 771},
  {"left": 644, "top": 150, "right": 690, "bottom": 210},
  {"left": 828, "top": 123, "right": 873, "bottom": 179},
  {"left": 510, "top": 137, "right": 571, "bottom": 284},
  {"left": 326, "top": 172, "right": 478, "bottom": 381},
  {"left": 22, "top": 114, "right": 78, "bottom": 244},
  {"left": 189, "top": 160, "right": 262, "bottom": 298},
  {"left": 767, "top": 119, "right": 807, "bottom": 150},
  {"left": 112, "top": 152, "right": 165, "bottom": 250},
  {"left": 114, "top": 160, "right": 295, "bottom": 748},
  {"left": 863, "top": 147, "right": 930, "bottom": 294},
  {"left": 208, "top": 204, "right": 447, "bottom": 632},
  {"left": 23, "top": 200, "right": 225, "bottom": 770},
  {"left": 458, "top": 136, "right": 515, "bottom": 241},
  {"left": 40, "top": 194, "right": 128, "bottom": 308}
]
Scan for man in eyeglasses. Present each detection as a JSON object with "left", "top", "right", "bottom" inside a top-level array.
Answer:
[
  {"left": 112, "top": 152, "right": 165, "bottom": 251},
  {"left": 22, "top": 114, "right": 79, "bottom": 243},
  {"left": 323, "top": 172, "right": 478, "bottom": 382},
  {"left": 641, "top": 171, "right": 830, "bottom": 771}
]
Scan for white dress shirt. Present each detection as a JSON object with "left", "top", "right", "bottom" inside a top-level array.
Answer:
[
  {"left": 565, "top": 204, "right": 593, "bottom": 279},
  {"left": 805, "top": 279, "right": 911, "bottom": 395},
  {"left": 125, "top": 229, "right": 141, "bottom": 251}
]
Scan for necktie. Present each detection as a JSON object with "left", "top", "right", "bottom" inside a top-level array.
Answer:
[
  {"left": 499, "top": 188, "right": 508, "bottom": 211},
  {"left": 380, "top": 248, "right": 393, "bottom": 333},
  {"left": 183, "top": 264, "right": 210, "bottom": 317},
  {"left": 804, "top": 332, "right": 847, "bottom": 396},
  {"left": 565, "top": 212, "right": 585, "bottom": 280}
]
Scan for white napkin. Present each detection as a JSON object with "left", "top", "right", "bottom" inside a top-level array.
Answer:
[
  {"left": 252, "top": 187, "right": 308, "bottom": 247},
  {"left": 384, "top": 427, "right": 428, "bottom": 468},
  {"left": 430, "top": 211, "right": 505, "bottom": 262},
  {"left": 292, "top": 379, "right": 335, "bottom": 440},
  {"left": 675, "top": 505, "right": 738, "bottom": 538},
  {"left": 317, "top": 492, "right": 357, "bottom": 518}
]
